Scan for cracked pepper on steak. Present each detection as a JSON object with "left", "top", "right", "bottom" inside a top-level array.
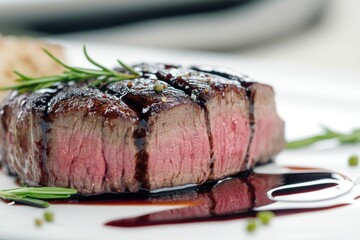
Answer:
[{"left": 0, "top": 63, "right": 285, "bottom": 194}]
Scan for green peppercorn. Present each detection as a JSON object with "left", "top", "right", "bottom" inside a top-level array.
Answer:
[
  {"left": 127, "top": 81, "right": 133, "bottom": 88},
  {"left": 35, "top": 218, "right": 43, "bottom": 227},
  {"left": 44, "top": 211, "right": 54, "bottom": 222},
  {"left": 256, "top": 211, "right": 275, "bottom": 225},
  {"left": 246, "top": 220, "right": 257, "bottom": 233},
  {"left": 348, "top": 155, "right": 359, "bottom": 167},
  {"left": 153, "top": 84, "right": 164, "bottom": 93}
]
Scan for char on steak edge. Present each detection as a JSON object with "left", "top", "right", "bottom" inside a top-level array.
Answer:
[{"left": 0, "top": 63, "right": 285, "bottom": 194}]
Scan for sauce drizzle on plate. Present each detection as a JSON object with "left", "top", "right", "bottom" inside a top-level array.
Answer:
[{"left": 50, "top": 165, "right": 354, "bottom": 228}]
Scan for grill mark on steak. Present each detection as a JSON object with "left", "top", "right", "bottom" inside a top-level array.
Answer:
[
  {"left": 190, "top": 66, "right": 256, "bottom": 170},
  {"left": 244, "top": 89, "right": 255, "bottom": 169},
  {"left": 133, "top": 120, "right": 150, "bottom": 189}
]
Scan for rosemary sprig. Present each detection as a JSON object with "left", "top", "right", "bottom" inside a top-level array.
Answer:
[
  {"left": 0, "top": 46, "right": 140, "bottom": 93},
  {"left": 287, "top": 126, "right": 360, "bottom": 149},
  {"left": 0, "top": 187, "right": 77, "bottom": 208}
]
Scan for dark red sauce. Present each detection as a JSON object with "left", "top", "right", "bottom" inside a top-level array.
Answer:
[
  {"left": 49, "top": 167, "right": 353, "bottom": 228},
  {"left": 105, "top": 204, "right": 349, "bottom": 228}
]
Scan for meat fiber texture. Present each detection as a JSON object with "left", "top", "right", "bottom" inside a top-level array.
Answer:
[{"left": 0, "top": 63, "right": 285, "bottom": 194}]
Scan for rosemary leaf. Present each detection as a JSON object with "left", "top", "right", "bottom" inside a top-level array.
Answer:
[
  {"left": 13, "top": 71, "right": 33, "bottom": 81},
  {"left": 0, "top": 187, "right": 77, "bottom": 208},
  {"left": 0, "top": 45, "right": 140, "bottom": 93},
  {"left": 43, "top": 48, "right": 92, "bottom": 74},
  {"left": 117, "top": 59, "right": 140, "bottom": 76},
  {"left": 286, "top": 134, "right": 338, "bottom": 149},
  {"left": 10, "top": 197, "right": 50, "bottom": 208},
  {"left": 18, "top": 194, "right": 72, "bottom": 199},
  {"left": 4, "top": 187, "right": 77, "bottom": 195},
  {"left": 83, "top": 45, "right": 112, "bottom": 73},
  {"left": 287, "top": 127, "right": 360, "bottom": 149}
]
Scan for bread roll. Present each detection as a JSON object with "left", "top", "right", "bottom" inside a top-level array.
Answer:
[{"left": 0, "top": 36, "right": 65, "bottom": 99}]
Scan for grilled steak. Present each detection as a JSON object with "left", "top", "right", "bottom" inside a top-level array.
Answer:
[{"left": 0, "top": 64, "right": 285, "bottom": 194}]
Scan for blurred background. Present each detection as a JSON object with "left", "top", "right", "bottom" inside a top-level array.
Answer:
[{"left": 0, "top": 0, "right": 359, "bottom": 72}]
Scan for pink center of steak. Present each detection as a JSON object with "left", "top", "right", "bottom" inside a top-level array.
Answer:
[
  {"left": 47, "top": 114, "right": 138, "bottom": 194},
  {"left": 207, "top": 90, "right": 250, "bottom": 179},
  {"left": 146, "top": 104, "right": 211, "bottom": 189},
  {"left": 48, "top": 114, "right": 105, "bottom": 193},
  {"left": 43, "top": 91, "right": 139, "bottom": 194}
]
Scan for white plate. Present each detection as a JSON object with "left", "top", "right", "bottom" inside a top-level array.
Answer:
[{"left": 1, "top": 40, "right": 360, "bottom": 240}]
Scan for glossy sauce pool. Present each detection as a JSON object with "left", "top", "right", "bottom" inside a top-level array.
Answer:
[{"left": 49, "top": 165, "right": 355, "bottom": 228}]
